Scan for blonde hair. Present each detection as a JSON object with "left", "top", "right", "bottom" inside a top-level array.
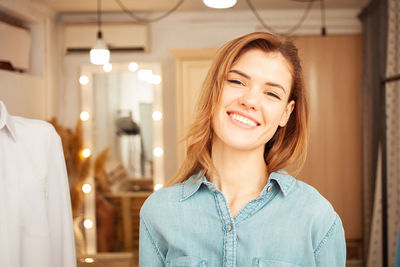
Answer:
[{"left": 167, "top": 32, "right": 309, "bottom": 186}]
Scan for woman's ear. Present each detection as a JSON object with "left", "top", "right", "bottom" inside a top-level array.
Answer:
[{"left": 279, "top": 100, "right": 295, "bottom": 127}]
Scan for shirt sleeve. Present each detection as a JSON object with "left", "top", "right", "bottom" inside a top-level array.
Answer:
[
  {"left": 139, "top": 214, "right": 165, "bottom": 267},
  {"left": 314, "top": 214, "right": 346, "bottom": 267},
  {"left": 46, "top": 127, "right": 77, "bottom": 267}
]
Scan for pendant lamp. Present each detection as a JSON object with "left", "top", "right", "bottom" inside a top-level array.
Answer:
[
  {"left": 203, "top": 0, "right": 237, "bottom": 9},
  {"left": 90, "top": 0, "right": 110, "bottom": 65}
]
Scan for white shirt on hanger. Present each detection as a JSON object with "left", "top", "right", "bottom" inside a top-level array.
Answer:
[{"left": 0, "top": 100, "right": 76, "bottom": 267}]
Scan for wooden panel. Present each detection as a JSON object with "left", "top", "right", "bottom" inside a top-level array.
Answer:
[
  {"left": 171, "top": 49, "right": 216, "bottom": 164},
  {"left": 293, "top": 35, "right": 362, "bottom": 240}
]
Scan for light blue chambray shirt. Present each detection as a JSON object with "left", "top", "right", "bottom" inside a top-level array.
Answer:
[{"left": 139, "top": 170, "right": 346, "bottom": 267}]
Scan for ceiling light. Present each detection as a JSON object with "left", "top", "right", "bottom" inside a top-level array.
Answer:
[
  {"left": 90, "top": 0, "right": 110, "bottom": 65},
  {"left": 203, "top": 0, "right": 237, "bottom": 9}
]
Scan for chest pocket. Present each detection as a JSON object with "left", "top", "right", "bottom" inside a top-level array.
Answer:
[
  {"left": 253, "top": 258, "right": 302, "bottom": 267},
  {"left": 21, "top": 174, "right": 49, "bottom": 236},
  {"left": 166, "top": 256, "right": 208, "bottom": 267}
]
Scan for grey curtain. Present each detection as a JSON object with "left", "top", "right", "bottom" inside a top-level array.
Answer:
[
  {"left": 358, "top": 0, "right": 388, "bottom": 265},
  {"left": 384, "top": 0, "right": 400, "bottom": 265}
]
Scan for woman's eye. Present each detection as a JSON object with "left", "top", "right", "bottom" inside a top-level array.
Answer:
[
  {"left": 228, "top": 79, "right": 243, "bottom": 86},
  {"left": 266, "top": 91, "right": 281, "bottom": 100}
]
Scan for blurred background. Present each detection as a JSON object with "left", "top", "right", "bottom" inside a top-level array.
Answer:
[{"left": 0, "top": 0, "right": 399, "bottom": 266}]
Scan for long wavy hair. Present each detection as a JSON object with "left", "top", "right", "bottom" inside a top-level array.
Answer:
[{"left": 167, "top": 32, "right": 309, "bottom": 186}]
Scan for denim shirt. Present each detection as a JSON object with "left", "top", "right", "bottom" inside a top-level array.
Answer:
[{"left": 139, "top": 170, "right": 346, "bottom": 267}]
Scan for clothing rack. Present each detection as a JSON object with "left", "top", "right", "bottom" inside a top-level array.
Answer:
[{"left": 380, "top": 73, "right": 400, "bottom": 267}]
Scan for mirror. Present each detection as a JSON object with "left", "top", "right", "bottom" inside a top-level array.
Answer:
[
  {"left": 93, "top": 69, "right": 154, "bottom": 179},
  {"left": 79, "top": 62, "right": 164, "bottom": 258}
]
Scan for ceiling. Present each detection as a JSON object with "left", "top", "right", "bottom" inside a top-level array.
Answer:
[{"left": 34, "top": 0, "right": 370, "bottom": 13}]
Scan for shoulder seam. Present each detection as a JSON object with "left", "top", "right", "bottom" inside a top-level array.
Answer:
[
  {"left": 313, "top": 213, "right": 340, "bottom": 257},
  {"left": 140, "top": 214, "right": 165, "bottom": 264}
]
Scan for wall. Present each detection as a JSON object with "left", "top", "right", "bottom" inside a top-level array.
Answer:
[
  {"left": 0, "top": 0, "right": 58, "bottom": 119},
  {"left": 58, "top": 8, "right": 362, "bottom": 183}
]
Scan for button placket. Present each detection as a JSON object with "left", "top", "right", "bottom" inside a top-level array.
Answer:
[{"left": 213, "top": 191, "right": 236, "bottom": 267}]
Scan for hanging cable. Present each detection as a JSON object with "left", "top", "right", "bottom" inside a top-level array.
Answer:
[
  {"left": 97, "top": 0, "right": 102, "bottom": 38},
  {"left": 245, "top": 0, "right": 314, "bottom": 36},
  {"left": 113, "top": 0, "right": 185, "bottom": 23},
  {"left": 320, "top": 0, "right": 327, "bottom": 36}
]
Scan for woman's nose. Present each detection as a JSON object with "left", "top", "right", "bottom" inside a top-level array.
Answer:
[{"left": 239, "top": 87, "right": 260, "bottom": 110}]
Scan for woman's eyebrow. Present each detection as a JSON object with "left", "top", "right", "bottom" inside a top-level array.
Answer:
[
  {"left": 229, "top": 69, "right": 287, "bottom": 95},
  {"left": 229, "top": 69, "right": 250, "bottom": 79},
  {"left": 266, "top": 82, "right": 287, "bottom": 95}
]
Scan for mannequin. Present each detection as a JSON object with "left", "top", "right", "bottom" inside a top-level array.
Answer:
[{"left": 0, "top": 100, "right": 76, "bottom": 267}]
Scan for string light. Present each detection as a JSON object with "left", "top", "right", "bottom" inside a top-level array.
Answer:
[
  {"left": 84, "top": 219, "right": 94, "bottom": 229},
  {"left": 138, "top": 69, "right": 153, "bottom": 81},
  {"left": 79, "top": 75, "right": 89, "bottom": 85},
  {"left": 82, "top": 184, "right": 92, "bottom": 194},
  {"left": 80, "top": 111, "right": 90, "bottom": 121},
  {"left": 82, "top": 148, "right": 91, "bottom": 158},
  {"left": 84, "top": 258, "right": 94, "bottom": 263},
  {"left": 152, "top": 111, "right": 162, "bottom": 121},
  {"left": 153, "top": 147, "right": 163, "bottom": 157},
  {"left": 103, "top": 63, "right": 112, "bottom": 72},
  {"left": 129, "top": 62, "right": 138, "bottom": 72},
  {"left": 150, "top": 75, "right": 162, "bottom": 84}
]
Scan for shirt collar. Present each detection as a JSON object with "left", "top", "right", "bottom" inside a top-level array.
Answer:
[
  {"left": 179, "top": 170, "right": 206, "bottom": 201},
  {"left": 179, "top": 169, "right": 296, "bottom": 201},
  {"left": 268, "top": 170, "right": 296, "bottom": 197},
  {"left": 0, "top": 101, "right": 17, "bottom": 141}
]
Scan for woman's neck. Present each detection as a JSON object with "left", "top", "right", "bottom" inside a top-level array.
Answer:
[{"left": 209, "top": 139, "right": 268, "bottom": 212}]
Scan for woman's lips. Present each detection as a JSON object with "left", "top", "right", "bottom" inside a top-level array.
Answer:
[{"left": 227, "top": 111, "right": 260, "bottom": 128}]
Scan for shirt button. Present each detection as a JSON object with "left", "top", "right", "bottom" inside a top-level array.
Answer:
[
  {"left": 226, "top": 224, "right": 232, "bottom": 232},
  {"left": 267, "top": 186, "right": 271, "bottom": 192}
]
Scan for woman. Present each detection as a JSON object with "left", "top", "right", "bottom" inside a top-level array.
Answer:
[{"left": 139, "top": 32, "right": 346, "bottom": 267}]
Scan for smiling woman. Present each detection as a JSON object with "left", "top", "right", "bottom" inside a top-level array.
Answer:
[{"left": 139, "top": 32, "right": 346, "bottom": 267}]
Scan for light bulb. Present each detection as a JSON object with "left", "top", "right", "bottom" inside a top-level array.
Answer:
[
  {"left": 203, "top": 0, "right": 237, "bottom": 9},
  {"left": 90, "top": 38, "right": 110, "bottom": 65},
  {"left": 150, "top": 75, "right": 162, "bottom": 84},
  {"left": 138, "top": 69, "right": 153, "bottom": 82},
  {"left": 129, "top": 62, "right": 139, "bottom": 72},
  {"left": 152, "top": 111, "right": 162, "bottom": 121},
  {"left": 82, "top": 184, "right": 92, "bottom": 194},
  {"left": 84, "top": 258, "right": 94, "bottom": 263},
  {"left": 82, "top": 148, "right": 91, "bottom": 158},
  {"left": 153, "top": 147, "right": 163, "bottom": 157},
  {"left": 79, "top": 75, "right": 89, "bottom": 85},
  {"left": 80, "top": 111, "right": 90, "bottom": 121},
  {"left": 84, "top": 219, "right": 93, "bottom": 229},
  {"left": 103, "top": 63, "right": 112, "bottom": 72}
]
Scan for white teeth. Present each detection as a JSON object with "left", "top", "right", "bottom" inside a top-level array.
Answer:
[{"left": 230, "top": 113, "right": 257, "bottom": 127}]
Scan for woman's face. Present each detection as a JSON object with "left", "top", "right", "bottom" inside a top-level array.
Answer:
[{"left": 212, "top": 49, "right": 295, "bottom": 153}]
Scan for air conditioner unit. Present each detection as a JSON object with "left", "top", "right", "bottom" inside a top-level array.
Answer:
[
  {"left": 0, "top": 21, "right": 31, "bottom": 71},
  {"left": 63, "top": 22, "right": 150, "bottom": 54}
]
